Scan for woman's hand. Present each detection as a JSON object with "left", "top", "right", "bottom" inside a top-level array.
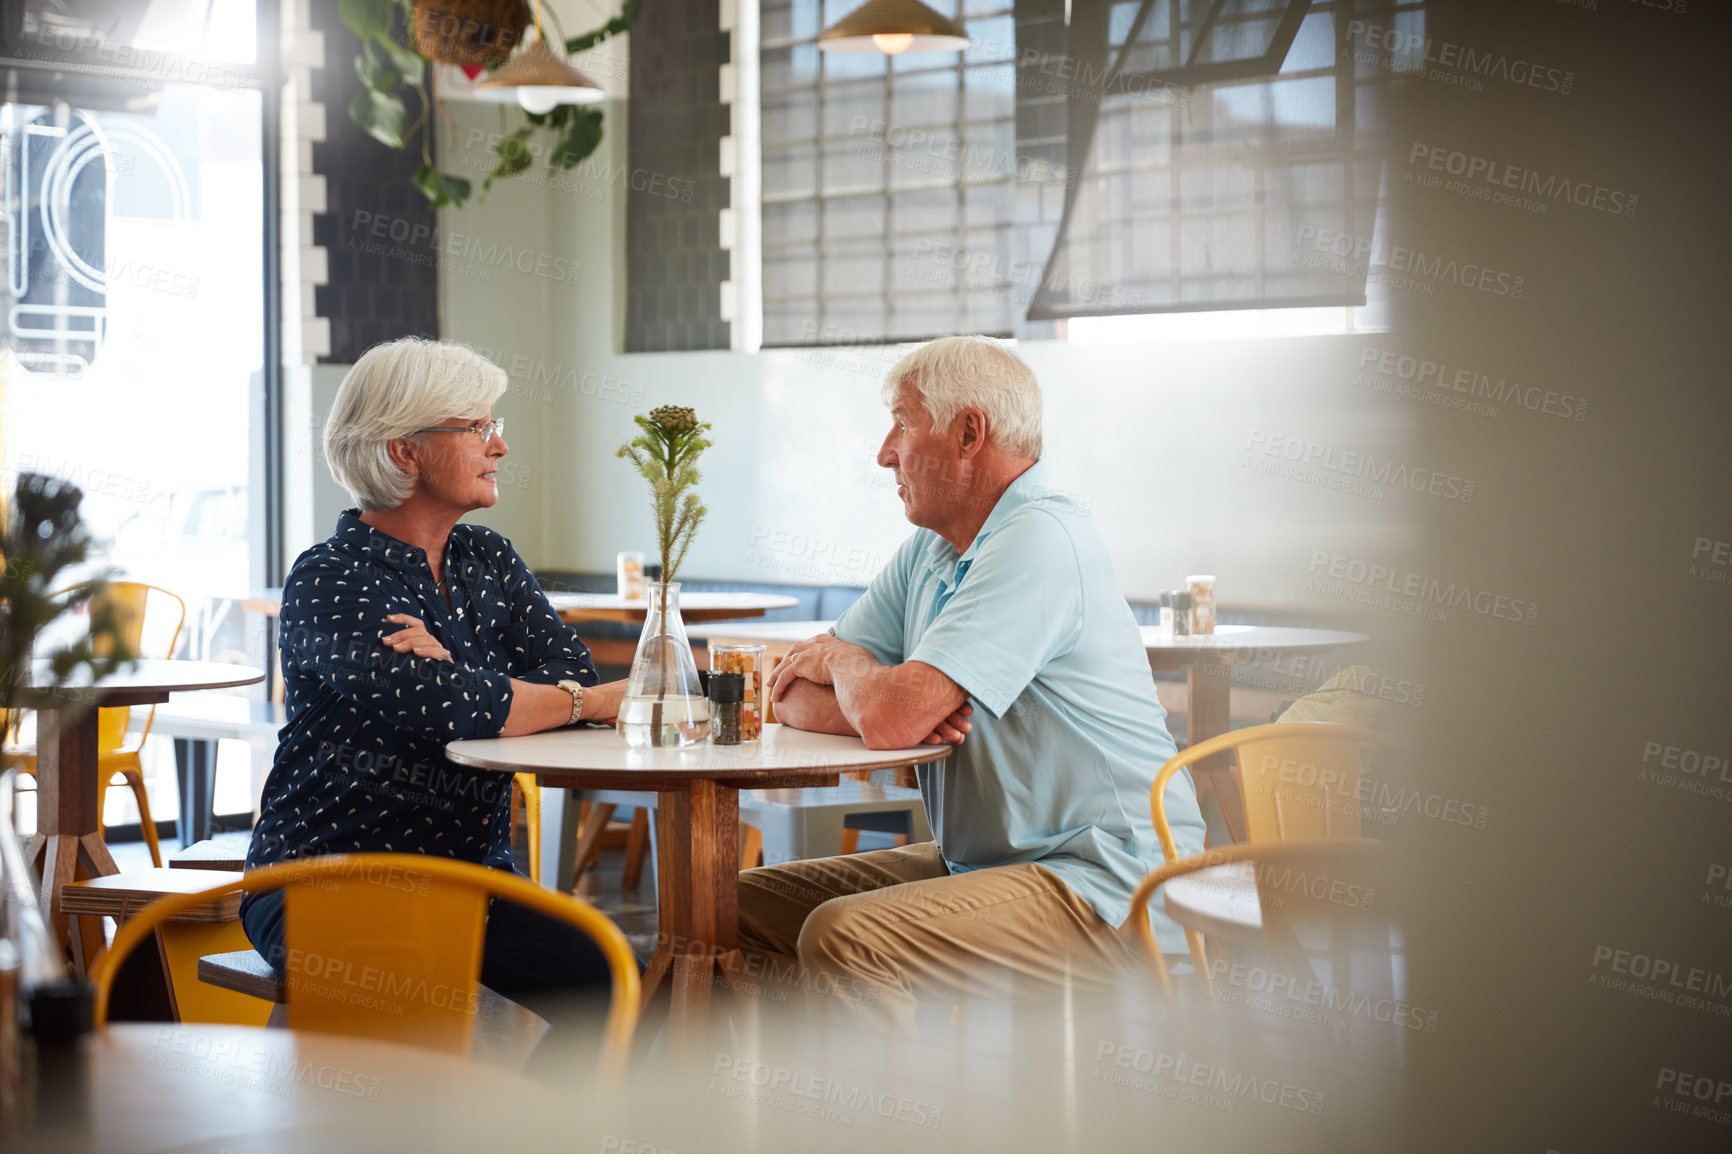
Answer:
[
  {"left": 382, "top": 614, "right": 451, "bottom": 662},
  {"left": 920, "top": 703, "right": 973, "bottom": 746},
  {"left": 583, "top": 680, "right": 626, "bottom": 725}
]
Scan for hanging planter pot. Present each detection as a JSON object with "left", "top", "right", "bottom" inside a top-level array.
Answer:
[{"left": 410, "top": 0, "right": 530, "bottom": 69}]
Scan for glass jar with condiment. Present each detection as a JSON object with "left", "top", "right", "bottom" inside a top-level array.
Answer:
[
  {"left": 708, "top": 672, "right": 745, "bottom": 745},
  {"left": 709, "top": 642, "right": 766, "bottom": 740},
  {"left": 1171, "top": 591, "right": 1193, "bottom": 637},
  {"left": 1187, "top": 575, "right": 1217, "bottom": 635}
]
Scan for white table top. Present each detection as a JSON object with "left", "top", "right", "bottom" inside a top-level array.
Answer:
[
  {"left": 1141, "top": 623, "right": 1369, "bottom": 658},
  {"left": 544, "top": 591, "right": 799, "bottom": 613},
  {"left": 1163, "top": 861, "right": 1264, "bottom": 937},
  {"left": 686, "top": 618, "right": 836, "bottom": 642},
  {"left": 21, "top": 659, "right": 265, "bottom": 708},
  {"left": 447, "top": 722, "right": 949, "bottom": 786}
]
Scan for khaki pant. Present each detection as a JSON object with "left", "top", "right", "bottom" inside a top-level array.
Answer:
[{"left": 737, "top": 841, "right": 1137, "bottom": 1034}]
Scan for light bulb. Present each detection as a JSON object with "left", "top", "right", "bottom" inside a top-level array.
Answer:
[
  {"left": 517, "top": 86, "right": 563, "bottom": 115},
  {"left": 872, "top": 33, "right": 915, "bottom": 54}
]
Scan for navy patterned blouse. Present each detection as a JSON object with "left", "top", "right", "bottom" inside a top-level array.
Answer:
[{"left": 246, "top": 510, "right": 597, "bottom": 874}]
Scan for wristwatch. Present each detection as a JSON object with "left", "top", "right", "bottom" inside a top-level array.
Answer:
[{"left": 557, "top": 679, "right": 585, "bottom": 726}]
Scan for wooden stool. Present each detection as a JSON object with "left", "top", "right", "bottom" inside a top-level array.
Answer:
[{"left": 60, "top": 869, "right": 270, "bottom": 1026}]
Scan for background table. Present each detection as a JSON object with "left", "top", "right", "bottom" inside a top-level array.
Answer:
[
  {"left": 544, "top": 590, "right": 798, "bottom": 624},
  {"left": 1142, "top": 624, "right": 1369, "bottom": 843},
  {"left": 19, "top": 659, "right": 263, "bottom": 971},
  {"left": 446, "top": 724, "right": 949, "bottom": 1038}
]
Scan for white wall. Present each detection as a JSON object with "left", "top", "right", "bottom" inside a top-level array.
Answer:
[{"left": 434, "top": 103, "right": 1414, "bottom": 608}]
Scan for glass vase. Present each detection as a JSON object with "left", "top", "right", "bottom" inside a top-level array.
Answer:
[{"left": 618, "top": 582, "right": 710, "bottom": 748}]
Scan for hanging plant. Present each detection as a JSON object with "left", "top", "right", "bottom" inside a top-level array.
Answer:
[{"left": 338, "top": 0, "right": 643, "bottom": 208}]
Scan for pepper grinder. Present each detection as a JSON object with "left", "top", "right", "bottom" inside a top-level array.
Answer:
[{"left": 708, "top": 672, "right": 745, "bottom": 745}]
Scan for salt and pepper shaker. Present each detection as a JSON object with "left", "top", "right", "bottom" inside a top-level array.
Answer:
[
  {"left": 1170, "top": 590, "right": 1193, "bottom": 637},
  {"left": 1158, "top": 591, "right": 1174, "bottom": 635},
  {"left": 708, "top": 672, "right": 745, "bottom": 745}
]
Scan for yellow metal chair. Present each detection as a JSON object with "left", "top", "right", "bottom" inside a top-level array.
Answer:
[
  {"left": 514, "top": 772, "right": 542, "bottom": 883},
  {"left": 9, "top": 582, "right": 186, "bottom": 866},
  {"left": 1127, "top": 838, "right": 1386, "bottom": 1000},
  {"left": 90, "top": 853, "right": 641, "bottom": 1074},
  {"left": 1149, "top": 722, "right": 1391, "bottom": 983}
]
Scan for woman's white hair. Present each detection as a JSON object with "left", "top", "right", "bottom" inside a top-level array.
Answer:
[
  {"left": 883, "top": 335, "right": 1043, "bottom": 458},
  {"left": 324, "top": 337, "right": 507, "bottom": 511}
]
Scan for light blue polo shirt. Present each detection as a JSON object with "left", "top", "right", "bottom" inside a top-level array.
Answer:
[{"left": 834, "top": 461, "right": 1206, "bottom": 950}]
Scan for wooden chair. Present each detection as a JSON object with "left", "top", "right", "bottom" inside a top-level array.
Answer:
[
  {"left": 1149, "top": 722, "right": 1391, "bottom": 983},
  {"left": 90, "top": 853, "right": 641, "bottom": 1073}
]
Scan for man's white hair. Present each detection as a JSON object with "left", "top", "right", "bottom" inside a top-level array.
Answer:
[
  {"left": 324, "top": 337, "right": 507, "bottom": 511},
  {"left": 883, "top": 335, "right": 1043, "bottom": 458}
]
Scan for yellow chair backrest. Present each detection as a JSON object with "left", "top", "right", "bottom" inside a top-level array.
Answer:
[
  {"left": 91, "top": 854, "right": 641, "bottom": 1073},
  {"left": 63, "top": 582, "right": 185, "bottom": 754},
  {"left": 1150, "top": 722, "right": 1390, "bottom": 859}
]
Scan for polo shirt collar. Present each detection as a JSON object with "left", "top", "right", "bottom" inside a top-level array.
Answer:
[{"left": 929, "top": 460, "right": 1050, "bottom": 587}]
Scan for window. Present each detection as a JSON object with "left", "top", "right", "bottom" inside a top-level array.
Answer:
[
  {"left": 759, "top": 0, "right": 1021, "bottom": 347},
  {"left": 2, "top": 0, "right": 268, "bottom": 828},
  {"left": 1029, "top": 0, "right": 1418, "bottom": 319}
]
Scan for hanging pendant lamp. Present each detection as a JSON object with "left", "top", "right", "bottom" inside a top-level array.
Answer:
[
  {"left": 473, "top": 1, "right": 606, "bottom": 113},
  {"left": 818, "top": 0, "right": 970, "bottom": 55}
]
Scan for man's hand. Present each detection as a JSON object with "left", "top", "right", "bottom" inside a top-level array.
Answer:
[
  {"left": 382, "top": 614, "right": 451, "bottom": 662},
  {"left": 920, "top": 703, "right": 973, "bottom": 746},
  {"left": 769, "top": 634, "right": 873, "bottom": 702}
]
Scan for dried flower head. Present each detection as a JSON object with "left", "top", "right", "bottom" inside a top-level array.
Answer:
[{"left": 647, "top": 405, "right": 699, "bottom": 434}]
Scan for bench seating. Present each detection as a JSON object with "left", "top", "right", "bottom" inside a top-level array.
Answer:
[{"left": 169, "top": 831, "right": 252, "bottom": 872}]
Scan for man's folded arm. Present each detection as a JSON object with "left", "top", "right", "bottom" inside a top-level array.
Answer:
[
  {"left": 833, "top": 658, "right": 968, "bottom": 749},
  {"left": 771, "top": 678, "right": 859, "bottom": 737}
]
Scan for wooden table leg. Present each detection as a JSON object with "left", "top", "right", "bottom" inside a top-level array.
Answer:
[
  {"left": 27, "top": 705, "right": 119, "bottom": 975},
  {"left": 569, "top": 802, "right": 616, "bottom": 887},
  {"left": 642, "top": 780, "right": 740, "bottom": 1046},
  {"left": 1187, "top": 659, "right": 1248, "bottom": 844}
]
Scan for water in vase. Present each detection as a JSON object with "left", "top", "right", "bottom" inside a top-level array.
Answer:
[{"left": 617, "top": 695, "right": 711, "bottom": 748}]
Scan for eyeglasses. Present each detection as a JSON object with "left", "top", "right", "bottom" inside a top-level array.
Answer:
[{"left": 412, "top": 418, "right": 505, "bottom": 443}]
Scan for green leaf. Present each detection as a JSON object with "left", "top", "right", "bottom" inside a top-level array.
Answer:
[
  {"left": 338, "top": 0, "right": 392, "bottom": 40},
  {"left": 549, "top": 108, "right": 604, "bottom": 169},
  {"left": 484, "top": 126, "right": 536, "bottom": 192},
  {"left": 348, "top": 86, "right": 409, "bottom": 148},
  {"left": 412, "top": 164, "right": 473, "bottom": 208},
  {"left": 565, "top": 0, "right": 643, "bottom": 54},
  {"left": 373, "top": 34, "right": 427, "bottom": 84},
  {"left": 355, "top": 40, "right": 400, "bottom": 92}
]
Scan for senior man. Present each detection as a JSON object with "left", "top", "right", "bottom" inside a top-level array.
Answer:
[{"left": 744, "top": 334, "right": 1206, "bottom": 1032}]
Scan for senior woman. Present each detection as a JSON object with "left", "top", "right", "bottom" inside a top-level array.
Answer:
[{"left": 242, "top": 336, "right": 627, "bottom": 1034}]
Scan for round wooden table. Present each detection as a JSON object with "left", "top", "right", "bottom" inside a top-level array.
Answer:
[
  {"left": 446, "top": 724, "right": 949, "bottom": 1039},
  {"left": 543, "top": 591, "right": 799, "bottom": 625},
  {"left": 19, "top": 659, "right": 263, "bottom": 971},
  {"left": 1162, "top": 861, "right": 1264, "bottom": 943},
  {"left": 1142, "top": 625, "right": 1369, "bottom": 842},
  {"left": 20, "top": 1023, "right": 566, "bottom": 1153}
]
